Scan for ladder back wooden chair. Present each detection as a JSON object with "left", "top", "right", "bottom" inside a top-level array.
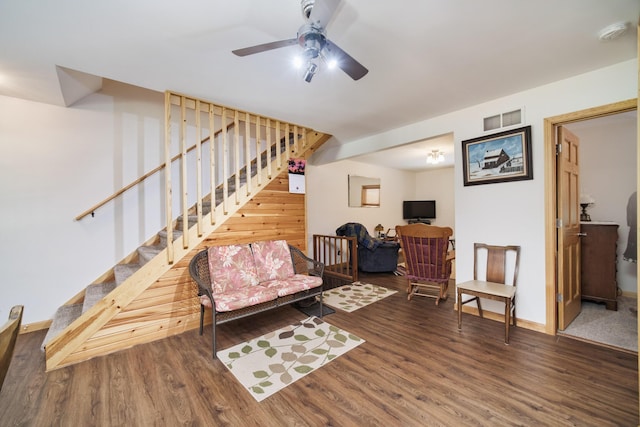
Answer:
[
  {"left": 396, "top": 224, "right": 454, "bottom": 305},
  {"left": 457, "top": 243, "right": 521, "bottom": 344}
]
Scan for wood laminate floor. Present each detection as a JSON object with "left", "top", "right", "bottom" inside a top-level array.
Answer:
[{"left": 0, "top": 272, "right": 637, "bottom": 426}]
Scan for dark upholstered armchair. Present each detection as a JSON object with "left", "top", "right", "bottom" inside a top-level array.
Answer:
[{"left": 336, "top": 223, "right": 400, "bottom": 273}]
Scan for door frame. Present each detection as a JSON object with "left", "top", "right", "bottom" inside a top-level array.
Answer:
[{"left": 543, "top": 98, "right": 637, "bottom": 334}]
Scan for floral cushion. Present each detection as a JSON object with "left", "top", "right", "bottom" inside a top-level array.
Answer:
[
  {"left": 263, "top": 274, "right": 323, "bottom": 297},
  {"left": 200, "top": 285, "right": 278, "bottom": 312},
  {"left": 207, "top": 244, "right": 260, "bottom": 294},
  {"left": 251, "top": 240, "right": 295, "bottom": 283}
]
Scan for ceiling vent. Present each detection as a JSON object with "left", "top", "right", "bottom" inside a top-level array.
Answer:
[{"left": 483, "top": 108, "right": 523, "bottom": 132}]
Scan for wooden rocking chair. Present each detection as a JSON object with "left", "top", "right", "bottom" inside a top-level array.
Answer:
[{"left": 396, "top": 224, "right": 454, "bottom": 305}]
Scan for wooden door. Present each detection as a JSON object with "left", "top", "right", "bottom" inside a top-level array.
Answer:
[{"left": 557, "top": 126, "right": 581, "bottom": 330}]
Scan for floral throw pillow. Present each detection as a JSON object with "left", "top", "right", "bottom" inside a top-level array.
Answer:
[
  {"left": 207, "top": 244, "right": 259, "bottom": 294},
  {"left": 251, "top": 240, "right": 295, "bottom": 283}
]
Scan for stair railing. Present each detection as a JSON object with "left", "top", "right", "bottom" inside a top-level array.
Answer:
[
  {"left": 74, "top": 122, "right": 231, "bottom": 222},
  {"left": 164, "top": 91, "right": 310, "bottom": 263},
  {"left": 75, "top": 91, "right": 311, "bottom": 264}
]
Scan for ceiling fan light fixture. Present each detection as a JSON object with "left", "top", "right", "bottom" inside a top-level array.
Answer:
[
  {"left": 303, "top": 62, "right": 318, "bottom": 82},
  {"left": 232, "top": 0, "right": 368, "bottom": 82},
  {"left": 319, "top": 49, "right": 337, "bottom": 69},
  {"left": 298, "top": 23, "right": 326, "bottom": 58},
  {"left": 303, "top": 41, "right": 322, "bottom": 59},
  {"left": 293, "top": 55, "right": 304, "bottom": 69}
]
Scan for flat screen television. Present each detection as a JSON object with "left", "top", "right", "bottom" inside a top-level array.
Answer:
[{"left": 403, "top": 200, "right": 436, "bottom": 220}]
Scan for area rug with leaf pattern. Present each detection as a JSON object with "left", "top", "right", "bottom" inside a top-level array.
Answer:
[
  {"left": 218, "top": 316, "right": 364, "bottom": 402},
  {"left": 322, "top": 281, "right": 397, "bottom": 312}
]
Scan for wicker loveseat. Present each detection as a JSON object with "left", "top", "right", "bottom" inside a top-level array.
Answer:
[{"left": 189, "top": 240, "right": 324, "bottom": 358}]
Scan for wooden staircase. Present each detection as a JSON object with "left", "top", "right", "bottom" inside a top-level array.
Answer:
[{"left": 43, "top": 92, "right": 330, "bottom": 371}]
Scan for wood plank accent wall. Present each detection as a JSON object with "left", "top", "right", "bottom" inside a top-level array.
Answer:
[{"left": 55, "top": 171, "right": 306, "bottom": 368}]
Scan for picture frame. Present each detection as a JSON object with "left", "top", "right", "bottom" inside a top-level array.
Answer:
[{"left": 462, "top": 125, "right": 532, "bottom": 186}]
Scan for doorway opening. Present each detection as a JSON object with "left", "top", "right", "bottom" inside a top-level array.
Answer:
[{"left": 544, "top": 99, "right": 637, "bottom": 350}]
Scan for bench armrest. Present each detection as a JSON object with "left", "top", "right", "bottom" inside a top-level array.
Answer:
[
  {"left": 289, "top": 245, "right": 324, "bottom": 279},
  {"left": 189, "top": 249, "right": 215, "bottom": 302}
]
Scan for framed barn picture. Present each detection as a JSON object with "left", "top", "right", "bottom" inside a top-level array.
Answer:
[{"left": 462, "top": 125, "right": 532, "bottom": 186}]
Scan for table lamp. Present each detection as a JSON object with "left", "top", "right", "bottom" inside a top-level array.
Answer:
[{"left": 579, "top": 194, "right": 595, "bottom": 222}]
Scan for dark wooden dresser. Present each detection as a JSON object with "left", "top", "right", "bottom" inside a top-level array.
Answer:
[{"left": 580, "top": 222, "right": 619, "bottom": 310}]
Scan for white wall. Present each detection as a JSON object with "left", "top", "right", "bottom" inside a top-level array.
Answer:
[
  {"left": 414, "top": 167, "right": 455, "bottom": 232},
  {"left": 567, "top": 114, "right": 637, "bottom": 294},
  {"left": 307, "top": 160, "right": 456, "bottom": 248},
  {"left": 309, "top": 59, "right": 637, "bottom": 326},
  {"left": 306, "top": 159, "right": 414, "bottom": 247},
  {"left": 0, "top": 81, "right": 165, "bottom": 324}
]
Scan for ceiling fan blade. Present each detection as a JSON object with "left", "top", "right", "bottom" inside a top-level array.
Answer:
[
  {"left": 309, "top": 0, "right": 342, "bottom": 28},
  {"left": 325, "top": 40, "right": 368, "bottom": 80},
  {"left": 232, "top": 38, "right": 297, "bottom": 57}
]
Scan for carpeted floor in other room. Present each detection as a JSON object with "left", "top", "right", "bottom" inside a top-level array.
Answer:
[{"left": 560, "top": 296, "right": 637, "bottom": 353}]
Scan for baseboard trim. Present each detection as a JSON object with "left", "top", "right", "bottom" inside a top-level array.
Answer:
[{"left": 456, "top": 305, "right": 546, "bottom": 334}]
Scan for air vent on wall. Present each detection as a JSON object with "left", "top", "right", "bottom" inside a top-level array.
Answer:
[{"left": 483, "top": 108, "right": 523, "bottom": 131}]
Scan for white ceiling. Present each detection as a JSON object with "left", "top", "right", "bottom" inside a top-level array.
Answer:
[
  {"left": 0, "top": 1, "right": 637, "bottom": 171},
  {"left": 351, "top": 133, "right": 455, "bottom": 171}
]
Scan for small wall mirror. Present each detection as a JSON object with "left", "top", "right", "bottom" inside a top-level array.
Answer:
[{"left": 348, "top": 175, "right": 381, "bottom": 207}]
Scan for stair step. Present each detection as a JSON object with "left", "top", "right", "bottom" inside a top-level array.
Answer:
[
  {"left": 138, "top": 245, "right": 164, "bottom": 265},
  {"left": 158, "top": 229, "right": 183, "bottom": 247},
  {"left": 83, "top": 282, "right": 117, "bottom": 312},
  {"left": 41, "top": 303, "right": 83, "bottom": 350},
  {"left": 114, "top": 263, "right": 141, "bottom": 285},
  {"left": 176, "top": 214, "right": 199, "bottom": 229}
]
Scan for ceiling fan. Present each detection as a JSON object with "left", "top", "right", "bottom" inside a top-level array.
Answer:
[{"left": 232, "top": 0, "right": 368, "bottom": 82}]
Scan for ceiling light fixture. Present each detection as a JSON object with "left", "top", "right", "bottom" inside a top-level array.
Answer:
[
  {"left": 303, "top": 62, "right": 318, "bottom": 82},
  {"left": 326, "top": 58, "right": 338, "bottom": 69},
  {"left": 427, "top": 149, "right": 445, "bottom": 164},
  {"left": 232, "top": 0, "right": 368, "bottom": 82},
  {"left": 297, "top": 22, "right": 329, "bottom": 83},
  {"left": 293, "top": 56, "right": 304, "bottom": 68}
]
